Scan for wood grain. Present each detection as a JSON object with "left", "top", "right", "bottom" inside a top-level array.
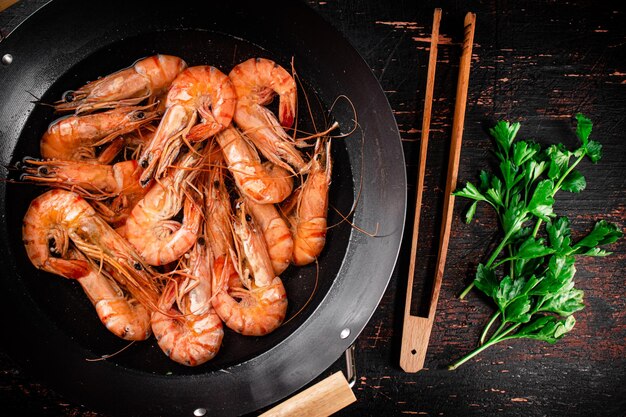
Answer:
[
  {"left": 259, "top": 372, "right": 356, "bottom": 417},
  {"left": 0, "top": 0, "right": 18, "bottom": 13},
  {"left": 400, "top": 7, "right": 442, "bottom": 373}
]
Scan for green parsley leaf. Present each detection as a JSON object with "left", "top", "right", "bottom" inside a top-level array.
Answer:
[
  {"left": 527, "top": 180, "right": 555, "bottom": 220},
  {"left": 500, "top": 160, "right": 516, "bottom": 191},
  {"left": 584, "top": 140, "right": 602, "bottom": 163},
  {"left": 514, "top": 315, "right": 576, "bottom": 344},
  {"left": 473, "top": 264, "right": 498, "bottom": 299},
  {"left": 538, "top": 288, "right": 585, "bottom": 316},
  {"left": 575, "top": 113, "right": 592, "bottom": 146},
  {"left": 546, "top": 144, "right": 572, "bottom": 180},
  {"left": 546, "top": 218, "right": 573, "bottom": 254},
  {"left": 490, "top": 121, "right": 520, "bottom": 156},
  {"left": 560, "top": 170, "right": 586, "bottom": 193},
  {"left": 574, "top": 220, "right": 623, "bottom": 252},
  {"left": 453, "top": 181, "right": 487, "bottom": 202},
  {"left": 513, "top": 140, "right": 540, "bottom": 166},
  {"left": 515, "top": 237, "right": 556, "bottom": 260},
  {"left": 531, "top": 255, "right": 576, "bottom": 296},
  {"left": 464, "top": 201, "right": 478, "bottom": 224}
]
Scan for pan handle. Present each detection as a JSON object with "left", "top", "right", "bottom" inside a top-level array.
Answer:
[
  {"left": 344, "top": 343, "right": 356, "bottom": 388},
  {"left": 259, "top": 345, "right": 357, "bottom": 417}
]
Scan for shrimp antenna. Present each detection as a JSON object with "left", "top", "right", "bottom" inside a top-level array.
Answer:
[
  {"left": 282, "top": 258, "right": 319, "bottom": 326},
  {"left": 85, "top": 341, "right": 136, "bottom": 362},
  {"left": 326, "top": 121, "right": 373, "bottom": 237},
  {"left": 290, "top": 57, "right": 301, "bottom": 142},
  {"left": 26, "top": 90, "right": 56, "bottom": 108},
  {"left": 328, "top": 94, "right": 359, "bottom": 139}
]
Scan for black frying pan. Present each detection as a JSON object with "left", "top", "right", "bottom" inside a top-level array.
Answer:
[{"left": 0, "top": 1, "right": 406, "bottom": 415}]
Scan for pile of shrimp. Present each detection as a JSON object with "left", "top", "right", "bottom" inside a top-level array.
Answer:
[{"left": 21, "top": 55, "right": 337, "bottom": 367}]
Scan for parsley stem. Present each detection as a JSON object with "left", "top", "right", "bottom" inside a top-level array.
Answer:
[
  {"left": 459, "top": 227, "right": 517, "bottom": 299},
  {"left": 479, "top": 311, "right": 501, "bottom": 345},
  {"left": 553, "top": 153, "right": 585, "bottom": 196},
  {"left": 494, "top": 323, "right": 520, "bottom": 340},
  {"left": 448, "top": 336, "right": 505, "bottom": 370},
  {"left": 532, "top": 218, "right": 543, "bottom": 237},
  {"left": 449, "top": 324, "right": 521, "bottom": 370}
]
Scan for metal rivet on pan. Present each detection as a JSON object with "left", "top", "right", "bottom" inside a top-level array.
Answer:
[
  {"left": 340, "top": 328, "right": 350, "bottom": 339},
  {"left": 193, "top": 408, "right": 207, "bottom": 416},
  {"left": 2, "top": 54, "right": 13, "bottom": 66}
]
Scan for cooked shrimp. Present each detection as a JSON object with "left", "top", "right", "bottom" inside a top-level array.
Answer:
[
  {"left": 204, "top": 162, "right": 233, "bottom": 255},
  {"left": 21, "top": 159, "right": 147, "bottom": 226},
  {"left": 229, "top": 58, "right": 306, "bottom": 173},
  {"left": 125, "top": 150, "right": 203, "bottom": 265},
  {"left": 288, "top": 136, "right": 332, "bottom": 266},
  {"left": 151, "top": 238, "right": 224, "bottom": 366},
  {"left": 229, "top": 57, "right": 296, "bottom": 128},
  {"left": 75, "top": 250, "right": 152, "bottom": 340},
  {"left": 203, "top": 169, "right": 285, "bottom": 336},
  {"left": 138, "top": 66, "right": 236, "bottom": 185},
  {"left": 246, "top": 198, "right": 293, "bottom": 275},
  {"left": 22, "top": 189, "right": 161, "bottom": 326},
  {"left": 232, "top": 199, "right": 275, "bottom": 288},
  {"left": 55, "top": 54, "right": 187, "bottom": 113},
  {"left": 41, "top": 105, "right": 158, "bottom": 163},
  {"left": 212, "top": 276, "right": 287, "bottom": 337},
  {"left": 202, "top": 163, "right": 240, "bottom": 294},
  {"left": 216, "top": 126, "right": 293, "bottom": 204}
]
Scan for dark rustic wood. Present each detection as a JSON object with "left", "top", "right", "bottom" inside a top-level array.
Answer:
[{"left": 1, "top": 1, "right": 625, "bottom": 416}]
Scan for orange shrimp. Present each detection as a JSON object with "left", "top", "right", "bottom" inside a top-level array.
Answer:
[
  {"left": 288, "top": 136, "right": 332, "bottom": 266},
  {"left": 76, "top": 250, "right": 152, "bottom": 341},
  {"left": 246, "top": 198, "right": 293, "bottom": 275},
  {"left": 210, "top": 199, "right": 287, "bottom": 337},
  {"left": 202, "top": 162, "right": 240, "bottom": 292},
  {"left": 138, "top": 66, "right": 237, "bottom": 185},
  {"left": 151, "top": 238, "right": 224, "bottom": 366},
  {"left": 41, "top": 105, "right": 158, "bottom": 163},
  {"left": 124, "top": 150, "right": 203, "bottom": 266},
  {"left": 211, "top": 274, "right": 287, "bottom": 337},
  {"left": 21, "top": 159, "right": 147, "bottom": 227},
  {"left": 232, "top": 199, "right": 275, "bottom": 288},
  {"left": 22, "top": 189, "right": 161, "bottom": 336},
  {"left": 215, "top": 126, "right": 293, "bottom": 204},
  {"left": 55, "top": 54, "right": 187, "bottom": 113},
  {"left": 229, "top": 58, "right": 306, "bottom": 173}
]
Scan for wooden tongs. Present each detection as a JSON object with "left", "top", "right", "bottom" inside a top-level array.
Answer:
[{"left": 400, "top": 10, "right": 476, "bottom": 372}]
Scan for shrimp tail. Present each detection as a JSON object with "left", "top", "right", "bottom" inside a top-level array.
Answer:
[{"left": 42, "top": 258, "right": 92, "bottom": 280}]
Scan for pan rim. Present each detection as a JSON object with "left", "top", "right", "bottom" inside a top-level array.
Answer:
[{"left": 0, "top": 1, "right": 407, "bottom": 415}]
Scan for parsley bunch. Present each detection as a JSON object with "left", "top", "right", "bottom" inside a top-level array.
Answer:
[{"left": 448, "top": 115, "right": 622, "bottom": 370}]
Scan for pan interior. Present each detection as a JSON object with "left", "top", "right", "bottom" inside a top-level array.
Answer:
[{"left": 6, "top": 28, "right": 355, "bottom": 375}]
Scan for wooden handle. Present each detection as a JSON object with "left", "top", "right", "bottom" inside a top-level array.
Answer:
[
  {"left": 259, "top": 372, "right": 356, "bottom": 417},
  {"left": 0, "top": 0, "right": 19, "bottom": 13},
  {"left": 400, "top": 11, "right": 476, "bottom": 373}
]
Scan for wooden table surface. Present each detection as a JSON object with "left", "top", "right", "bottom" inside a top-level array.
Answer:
[{"left": 1, "top": 1, "right": 625, "bottom": 416}]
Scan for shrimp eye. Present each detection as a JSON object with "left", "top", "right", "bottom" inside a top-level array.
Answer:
[
  {"left": 38, "top": 166, "right": 49, "bottom": 175},
  {"left": 140, "top": 159, "right": 149, "bottom": 169},
  {"left": 133, "top": 262, "right": 142, "bottom": 270},
  {"left": 48, "top": 237, "right": 59, "bottom": 256},
  {"left": 245, "top": 214, "right": 252, "bottom": 222},
  {"left": 197, "top": 236, "right": 206, "bottom": 246},
  {"left": 315, "top": 153, "right": 322, "bottom": 161},
  {"left": 135, "top": 111, "right": 145, "bottom": 120},
  {"left": 63, "top": 91, "right": 75, "bottom": 103}
]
